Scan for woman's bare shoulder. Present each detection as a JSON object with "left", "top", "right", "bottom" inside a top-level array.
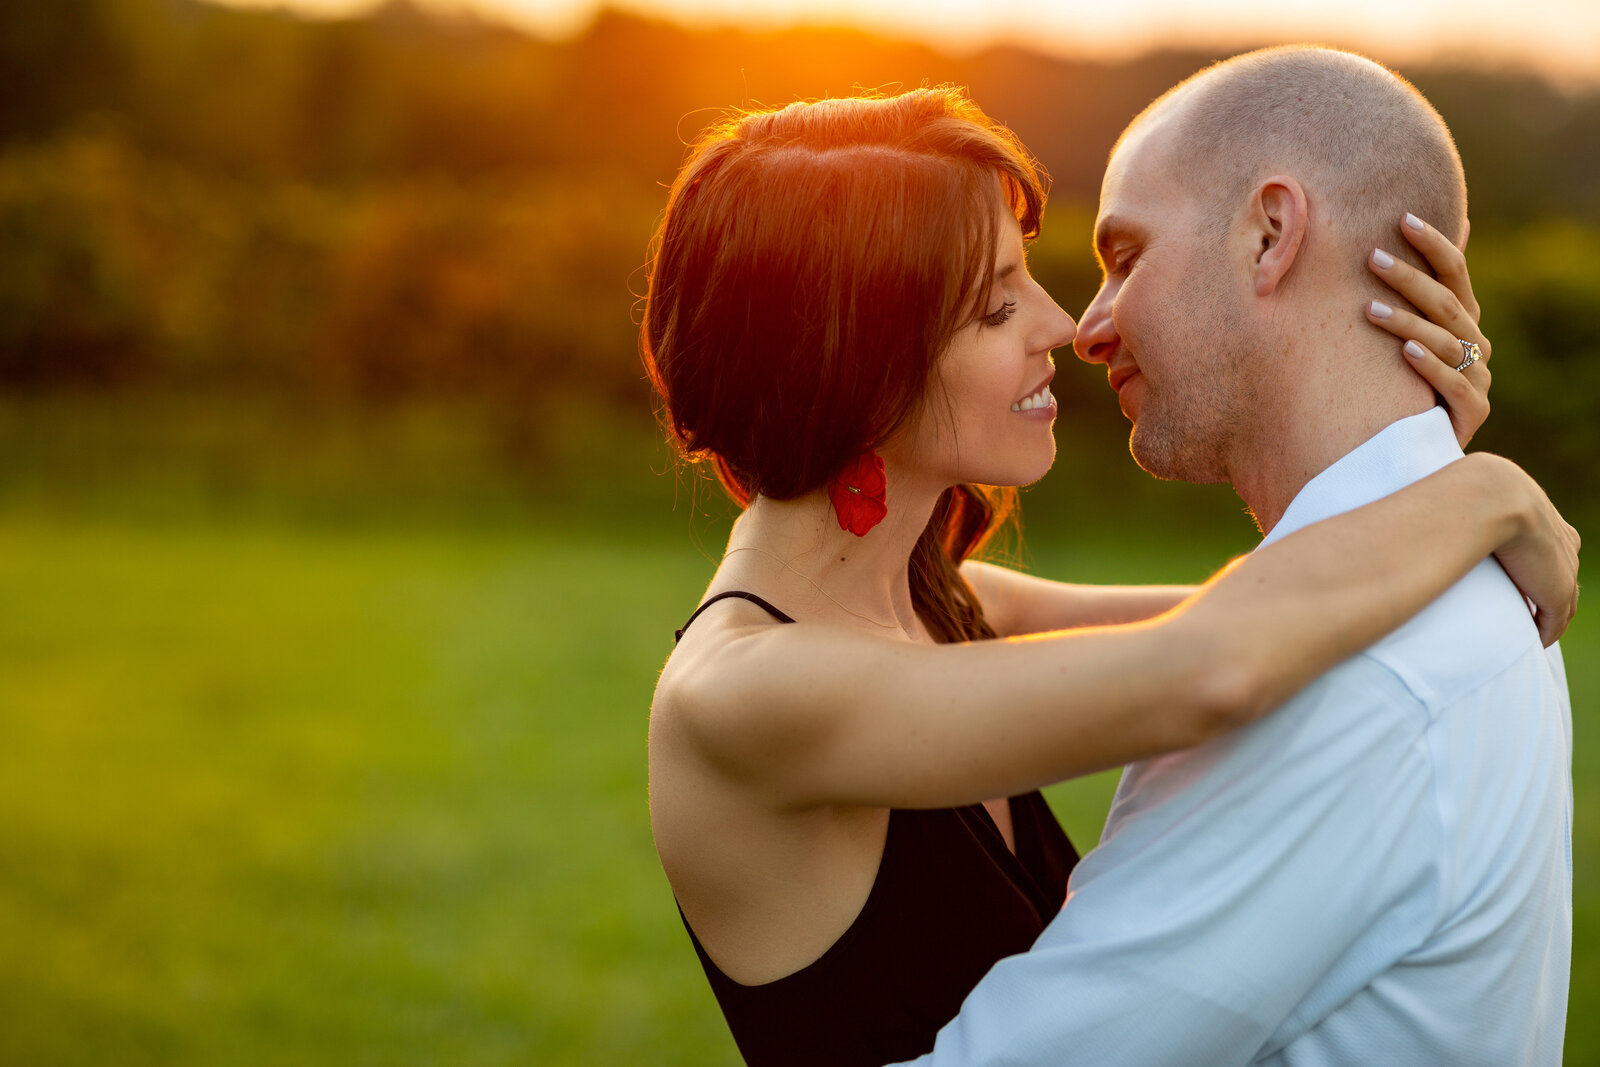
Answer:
[
  {"left": 652, "top": 595, "right": 808, "bottom": 742},
  {"left": 651, "top": 593, "right": 940, "bottom": 805}
]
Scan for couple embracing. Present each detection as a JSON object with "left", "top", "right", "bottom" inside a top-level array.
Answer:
[{"left": 644, "top": 46, "right": 1578, "bottom": 1066}]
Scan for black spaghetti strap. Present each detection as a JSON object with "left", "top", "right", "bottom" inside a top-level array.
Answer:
[{"left": 675, "top": 591, "right": 797, "bottom": 643}]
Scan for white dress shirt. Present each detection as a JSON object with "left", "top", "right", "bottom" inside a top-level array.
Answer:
[{"left": 897, "top": 407, "right": 1572, "bottom": 1066}]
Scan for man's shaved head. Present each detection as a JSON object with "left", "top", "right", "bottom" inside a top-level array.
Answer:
[{"left": 1119, "top": 46, "right": 1466, "bottom": 281}]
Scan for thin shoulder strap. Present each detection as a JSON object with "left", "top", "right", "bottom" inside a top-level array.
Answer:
[{"left": 675, "top": 590, "right": 796, "bottom": 643}]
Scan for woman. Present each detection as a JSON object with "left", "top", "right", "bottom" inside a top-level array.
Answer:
[{"left": 642, "top": 88, "right": 1577, "bottom": 1066}]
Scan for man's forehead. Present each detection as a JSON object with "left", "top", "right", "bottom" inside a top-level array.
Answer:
[
  {"left": 1096, "top": 120, "right": 1184, "bottom": 238},
  {"left": 1095, "top": 158, "right": 1157, "bottom": 242}
]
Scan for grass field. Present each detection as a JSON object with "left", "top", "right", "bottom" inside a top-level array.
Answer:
[{"left": 1, "top": 508, "right": 1593, "bottom": 1065}]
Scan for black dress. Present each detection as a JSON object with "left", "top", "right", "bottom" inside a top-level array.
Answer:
[{"left": 672, "top": 591, "right": 1080, "bottom": 1066}]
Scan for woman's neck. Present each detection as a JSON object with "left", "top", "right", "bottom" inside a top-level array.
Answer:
[{"left": 724, "top": 476, "right": 943, "bottom": 638}]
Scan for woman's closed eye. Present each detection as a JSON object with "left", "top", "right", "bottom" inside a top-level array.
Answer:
[{"left": 983, "top": 300, "right": 1017, "bottom": 327}]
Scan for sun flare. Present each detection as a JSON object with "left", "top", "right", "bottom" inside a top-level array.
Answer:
[{"left": 215, "top": 0, "right": 1600, "bottom": 86}]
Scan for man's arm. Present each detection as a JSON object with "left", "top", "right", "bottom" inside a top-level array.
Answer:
[{"left": 894, "top": 655, "right": 1442, "bottom": 1066}]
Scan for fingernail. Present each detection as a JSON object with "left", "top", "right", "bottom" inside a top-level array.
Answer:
[
  {"left": 1369, "top": 300, "right": 1393, "bottom": 319},
  {"left": 1404, "top": 213, "right": 1425, "bottom": 231},
  {"left": 1404, "top": 340, "right": 1428, "bottom": 359},
  {"left": 1371, "top": 248, "right": 1395, "bottom": 269}
]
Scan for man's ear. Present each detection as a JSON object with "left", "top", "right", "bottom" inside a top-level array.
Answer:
[
  {"left": 1250, "top": 175, "right": 1307, "bottom": 298},
  {"left": 1459, "top": 217, "right": 1471, "bottom": 252}
]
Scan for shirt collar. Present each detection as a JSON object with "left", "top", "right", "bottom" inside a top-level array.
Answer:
[{"left": 1259, "top": 406, "right": 1464, "bottom": 548}]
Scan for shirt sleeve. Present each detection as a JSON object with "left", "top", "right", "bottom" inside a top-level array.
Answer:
[{"left": 893, "top": 655, "right": 1444, "bottom": 1067}]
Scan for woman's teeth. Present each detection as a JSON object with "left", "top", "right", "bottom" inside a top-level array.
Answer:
[{"left": 1011, "top": 386, "right": 1054, "bottom": 412}]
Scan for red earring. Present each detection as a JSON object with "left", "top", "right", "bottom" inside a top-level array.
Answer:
[{"left": 828, "top": 451, "right": 888, "bottom": 536}]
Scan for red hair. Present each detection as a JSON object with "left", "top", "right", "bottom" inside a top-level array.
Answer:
[{"left": 642, "top": 87, "right": 1047, "bottom": 643}]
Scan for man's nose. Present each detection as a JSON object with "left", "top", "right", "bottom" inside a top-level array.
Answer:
[{"left": 1073, "top": 290, "right": 1117, "bottom": 365}]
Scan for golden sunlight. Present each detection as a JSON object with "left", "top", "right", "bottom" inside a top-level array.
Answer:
[{"left": 219, "top": 0, "right": 1600, "bottom": 85}]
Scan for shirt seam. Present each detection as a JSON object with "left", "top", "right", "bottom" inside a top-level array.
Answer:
[{"left": 1348, "top": 652, "right": 1454, "bottom": 935}]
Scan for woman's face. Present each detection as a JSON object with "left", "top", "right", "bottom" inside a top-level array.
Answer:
[{"left": 895, "top": 192, "right": 1077, "bottom": 491}]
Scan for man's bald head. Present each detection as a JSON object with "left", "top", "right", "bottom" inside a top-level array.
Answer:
[{"left": 1118, "top": 46, "right": 1466, "bottom": 280}]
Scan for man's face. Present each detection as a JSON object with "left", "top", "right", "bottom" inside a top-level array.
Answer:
[{"left": 1073, "top": 121, "right": 1262, "bottom": 484}]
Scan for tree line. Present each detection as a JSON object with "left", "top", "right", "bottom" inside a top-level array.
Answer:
[{"left": 2, "top": 1, "right": 1595, "bottom": 497}]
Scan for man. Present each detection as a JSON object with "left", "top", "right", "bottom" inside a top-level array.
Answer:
[{"left": 897, "top": 46, "right": 1572, "bottom": 1065}]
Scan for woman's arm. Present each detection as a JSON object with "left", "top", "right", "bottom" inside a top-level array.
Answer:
[
  {"left": 961, "top": 560, "right": 1194, "bottom": 636},
  {"left": 666, "top": 453, "right": 1577, "bottom": 812}
]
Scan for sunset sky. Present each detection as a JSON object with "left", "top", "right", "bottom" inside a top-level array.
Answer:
[{"left": 215, "top": 0, "right": 1600, "bottom": 86}]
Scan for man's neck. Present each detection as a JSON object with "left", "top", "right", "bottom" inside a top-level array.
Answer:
[{"left": 1227, "top": 334, "right": 1438, "bottom": 535}]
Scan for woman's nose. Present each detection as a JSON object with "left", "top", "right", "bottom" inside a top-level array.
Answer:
[{"left": 1033, "top": 293, "right": 1076, "bottom": 353}]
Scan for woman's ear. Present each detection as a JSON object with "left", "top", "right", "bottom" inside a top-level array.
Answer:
[{"left": 1251, "top": 175, "right": 1307, "bottom": 298}]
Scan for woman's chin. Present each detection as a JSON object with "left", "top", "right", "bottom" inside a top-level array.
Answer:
[
  {"left": 1025, "top": 439, "right": 1059, "bottom": 484},
  {"left": 975, "top": 448, "right": 1057, "bottom": 489}
]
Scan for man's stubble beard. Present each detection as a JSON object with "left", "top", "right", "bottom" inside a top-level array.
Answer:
[{"left": 1126, "top": 264, "right": 1263, "bottom": 486}]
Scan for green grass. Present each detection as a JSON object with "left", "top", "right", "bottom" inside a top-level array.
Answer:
[
  {"left": 0, "top": 513, "right": 741, "bottom": 1065},
  {"left": 0, "top": 509, "right": 1593, "bottom": 1065}
]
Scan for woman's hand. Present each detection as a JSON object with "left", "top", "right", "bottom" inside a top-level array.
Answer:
[
  {"left": 1475, "top": 453, "right": 1582, "bottom": 647},
  {"left": 1364, "top": 213, "right": 1491, "bottom": 448}
]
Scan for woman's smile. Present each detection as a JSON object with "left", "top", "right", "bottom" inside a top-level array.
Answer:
[
  {"left": 1011, "top": 376, "right": 1057, "bottom": 416},
  {"left": 1011, "top": 389, "right": 1056, "bottom": 419}
]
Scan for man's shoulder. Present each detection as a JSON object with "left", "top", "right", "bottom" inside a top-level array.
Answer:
[
  {"left": 1113, "top": 653, "right": 1427, "bottom": 826},
  {"left": 1359, "top": 557, "right": 1548, "bottom": 714},
  {"left": 1111, "top": 558, "right": 1557, "bottom": 821}
]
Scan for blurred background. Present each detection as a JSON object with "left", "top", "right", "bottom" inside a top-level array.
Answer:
[{"left": 2, "top": 1, "right": 1596, "bottom": 1063}]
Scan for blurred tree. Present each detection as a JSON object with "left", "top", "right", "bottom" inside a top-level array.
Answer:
[
  {"left": 0, "top": 130, "right": 157, "bottom": 385},
  {"left": 0, "top": 0, "right": 1593, "bottom": 504},
  {"left": 1468, "top": 220, "right": 1600, "bottom": 500},
  {"left": 0, "top": 0, "right": 128, "bottom": 139}
]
